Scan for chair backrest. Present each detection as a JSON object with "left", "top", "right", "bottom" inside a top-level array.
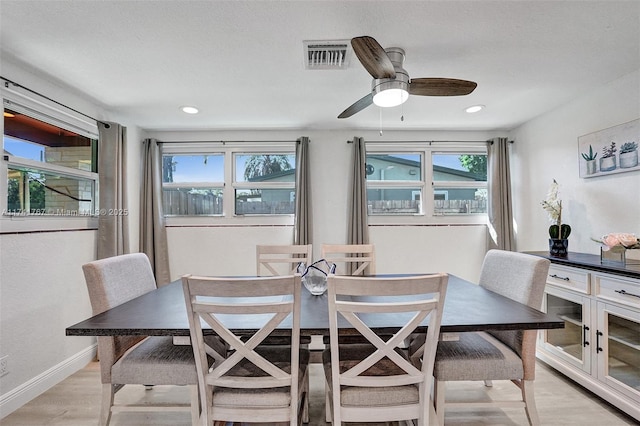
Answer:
[
  {"left": 478, "top": 249, "right": 550, "bottom": 379},
  {"left": 182, "top": 274, "right": 302, "bottom": 421},
  {"left": 321, "top": 243, "right": 376, "bottom": 275},
  {"left": 326, "top": 273, "right": 448, "bottom": 412},
  {"left": 256, "top": 244, "right": 312, "bottom": 276},
  {"left": 82, "top": 253, "right": 157, "bottom": 383}
]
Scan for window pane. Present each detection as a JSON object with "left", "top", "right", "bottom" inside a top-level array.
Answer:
[
  {"left": 162, "top": 187, "right": 223, "bottom": 216},
  {"left": 365, "top": 154, "right": 421, "bottom": 181},
  {"left": 433, "top": 154, "right": 487, "bottom": 182},
  {"left": 163, "top": 154, "right": 223, "bottom": 183},
  {"left": 7, "top": 167, "right": 95, "bottom": 215},
  {"left": 235, "top": 189, "right": 295, "bottom": 215},
  {"left": 367, "top": 188, "right": 422, "bottom": 215},
  {"left": 4, "top": 108, "right": 96, "bottom": 172},
  {"left": 235, "top": 154, "right": 295, "bottom": 183},
  {"left": 433, "top": 187, "right": 487, "bottom": 215}
]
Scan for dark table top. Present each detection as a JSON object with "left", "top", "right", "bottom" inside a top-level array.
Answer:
[
  {"left": 524, "top": 251, "right": 640, "bottom": 280},
  {"left": 66, "top": 274, "right": 564, "bottom": 337}
]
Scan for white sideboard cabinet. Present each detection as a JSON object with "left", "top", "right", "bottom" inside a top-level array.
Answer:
[{"left": 526, "top": 252, "right": 640, "bottom": 421}]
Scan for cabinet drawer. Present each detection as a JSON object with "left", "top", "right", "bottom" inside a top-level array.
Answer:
[
  {"left": 547, "top": 265, "right": 590, "bottom": 294},
  {"left": 595, "top": 274, "right": 640, "bottom": 309}
]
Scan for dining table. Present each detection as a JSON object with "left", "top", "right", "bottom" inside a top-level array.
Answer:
[{"left": 66, "top": 274, "right": 564, "bottom": 338}]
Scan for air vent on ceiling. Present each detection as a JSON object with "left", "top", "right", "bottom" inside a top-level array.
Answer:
[{"left": 303, "top": 40, "right": 351, "bottom": 70}]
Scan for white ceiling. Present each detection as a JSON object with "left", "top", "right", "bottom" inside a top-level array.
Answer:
[{"left": 1, "top": 1, "right": 639, "bottom": 132}]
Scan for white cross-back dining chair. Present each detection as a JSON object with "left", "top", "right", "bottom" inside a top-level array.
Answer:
[
  {"left": 256, "top": 244, "right": 312, "bottom": 276},
  {"left": 321, "top": 243, "right": 376, "bottom": 276},
  {"left": 410, "top": 249, "right": 550, "bottom": 425},
  {"left": 323, "top": 273, "right": 449, "bottom": 425},
  {"left": 182, "top": 274, "right": 310, "bottom": 426},
  {"left": 82, "top": 253, "right": 226, "bottom": 426}
]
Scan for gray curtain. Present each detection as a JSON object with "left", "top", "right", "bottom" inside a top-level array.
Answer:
[
  {"left": 140, "top": 138, "right": 171, "bottom": 285},
  {"left": 347, "top": 136, "right": 369, "bottom": 245},
  {"left": 487, "top": 137, "right": 515, "bottom": 251},
  {"left": 294, "top": 136, "right": 312, "bottom": 245},
  {"left": 97, "top": 121, "right": 129, "bottom": 259}
]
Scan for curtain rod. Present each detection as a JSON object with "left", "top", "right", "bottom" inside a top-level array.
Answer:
[
  {"left": 349, "top": 140, "right": 488, "bottom": 143},
  {"left": 153, "top": 140, "right": 300, "bottom": 144},
  {"left": 1, "top": 76, "right": 106, "bottom": 126},
  {"left": 347, "top": 139, "right": 514, "bottom": 144}
]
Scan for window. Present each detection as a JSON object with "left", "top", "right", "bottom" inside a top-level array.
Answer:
[
  {"left": 162, "top": 154, "right": 224, "bottom": 215},
  {"left": 161, "top": 143, "right": 296, "bottom": 220},
  {"left": 2, "top": 101, "right": 98, "bottom": 218},
  {"left": 366, "top": 142, "right": 487, "bottom": 223},
  {"left": 432, "top": 153, "right": 487, "bottom": 215},
  {"left": 234, "top": 153, "right": 296, "bottom": 215},
  {"left": 365, "top": 153, "right": 423, "bottom": 215}
]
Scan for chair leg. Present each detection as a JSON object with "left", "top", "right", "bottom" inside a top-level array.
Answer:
[
  {"left": 100, "top": 384, "right": 115, "bottom": 426},
  {"left": 522, "top": 380, "right": 540, "bottom": 426},
  {"left": 189, "top": 385, "right": 200, "bottom": 426},
  {"left": 302, "top": 373, "right": 310, "bottom": 423},
  {"left": 434, "top": 380, "right": 445, "bottom": 426},
  {"left": 325, "top": 388, "right": 332, "bottom": 423}
]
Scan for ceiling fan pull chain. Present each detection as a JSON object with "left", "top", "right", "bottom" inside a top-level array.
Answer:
[
  {"left": 401, "top": 101, "right": 404, "bottom": 122},
  {"left": 379, "top": 107, "right": 383, "bottom": 136}
]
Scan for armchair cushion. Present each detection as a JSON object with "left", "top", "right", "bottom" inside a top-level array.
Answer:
[
  {"left": 212, "top": 346, "right": 310, "bottom": 408},
  {"left": 322, "top": 344, "right": 419, "bottom": 407},
  {"left": 434, "top": 331, "right": 523, "bottom": 381},
  {"left": 112, "top": 335, "right": 226, "bottom": 386}
]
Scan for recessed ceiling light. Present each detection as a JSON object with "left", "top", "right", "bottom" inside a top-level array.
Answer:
[
  {"left": 181, "top": 106, "right": 199, "bottom": 114},
  {"left": 465, "top": 105, "right": 484, "bottom": 113}
]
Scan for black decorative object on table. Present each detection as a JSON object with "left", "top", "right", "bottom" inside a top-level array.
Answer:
[
  {"left": 542, "top": 179, "right": 571, "bottom": 258},
  {"left": 549, "top": 238, "right": 569, "bottom": 258}
]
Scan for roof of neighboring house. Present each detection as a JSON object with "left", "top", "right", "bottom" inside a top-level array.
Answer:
[
  {"left": 367, "top": 154, "right": 486, "bottom": 181},
  {"left": 249, "top": 155, "right": 486, "bottom": 182},
  {"left": 247, "top": 169, "right": 295, "bottom": 182}
]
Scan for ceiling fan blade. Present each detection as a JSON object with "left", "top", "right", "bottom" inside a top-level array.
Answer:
[
  {"left": 409, "top": 78, "right": 477, "bottom": 96},
  {"left": 338, "top": 93, "right": 374, "bottom": 119},
  {"left": 351, "top": 36, "right": 396, "bottom": 79}
]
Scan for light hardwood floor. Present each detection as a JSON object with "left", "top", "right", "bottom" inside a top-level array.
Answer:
[{"left": 1, "top": 360, "right": 636, "bottom": 425}]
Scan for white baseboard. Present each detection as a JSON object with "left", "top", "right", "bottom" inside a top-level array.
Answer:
[{"left": 0, "top": 344, "right": 97, "bottom": 419}]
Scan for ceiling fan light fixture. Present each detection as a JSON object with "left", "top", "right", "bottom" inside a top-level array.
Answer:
[
  {"left": 372, "top": 71, "right": 410, "bottom": 108},
  {"left": 181, "top": 106, "right": 199, "bottom": 114},
  {"left": 465, "top": 104, "right": 484, "bottom": 113},
  {"left": 373, "top": 87, "right": 409, "bottom": 107}
]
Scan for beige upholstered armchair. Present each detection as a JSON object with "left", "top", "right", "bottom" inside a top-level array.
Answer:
[
  {"left": 83, "top": 253, "right": 226, "bottom": 426},
  {"left": 410, "top": 249, "right": 550, "bottom": 425}
]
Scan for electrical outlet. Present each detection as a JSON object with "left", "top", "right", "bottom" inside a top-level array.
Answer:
[{"left": 0, "top": 355, "right": 8, "bottom": 377}]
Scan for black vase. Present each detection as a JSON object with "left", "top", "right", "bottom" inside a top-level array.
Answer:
[{"left": 549, "top": 238, "right": 569, "bottom": 258}]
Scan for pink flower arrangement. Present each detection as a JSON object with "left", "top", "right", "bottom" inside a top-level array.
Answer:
[{"left": 598, "top": 233, "right": 640, "bottom": 251}]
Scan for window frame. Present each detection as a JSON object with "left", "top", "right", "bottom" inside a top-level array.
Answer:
[
  {"left": 366, "top": 142, "right": 488, "bottom": 226},
  {"left": 161, "top": 142, "right": 296, "bottom": 226},
  {"left": 1, "top": 87, "right": 99, "bottom": 232}
]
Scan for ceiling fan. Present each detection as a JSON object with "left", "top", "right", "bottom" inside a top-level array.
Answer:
[{"left": 338, "top": 36, "right": 477, "bottom": 119}]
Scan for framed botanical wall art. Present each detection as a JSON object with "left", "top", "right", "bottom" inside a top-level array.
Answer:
[{"left": 578, "top": 118, "right": 639, "bottom": 178}]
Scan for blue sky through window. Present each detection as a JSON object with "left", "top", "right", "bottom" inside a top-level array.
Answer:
[
  {"left": 3, "top": 136, "right": 44, "bottom": 161},
  {"left": 169, "top": 154, "right": 224, "bottom": 182}
]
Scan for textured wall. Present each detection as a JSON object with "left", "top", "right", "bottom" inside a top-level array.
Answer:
[{"left": 510, "top": 70, "right": 640, "bottom": 254}]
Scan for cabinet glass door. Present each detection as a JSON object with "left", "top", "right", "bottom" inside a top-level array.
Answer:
[
  {"left": 542, "top": 288, "right": 591, "bottom": 372},
  {"left": 598, "top": 303, "right": 640, "bottom": 399}
]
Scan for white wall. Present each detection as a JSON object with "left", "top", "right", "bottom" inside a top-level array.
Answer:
[
  {"left": 147, "top": 128, "right": 495, "bottom": 283},
  {"left": 0, "top": 59, "right": 142, "bottom": 417},
  {"left": 510, "top": 70, "right": 640, "bottom": 253}
]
